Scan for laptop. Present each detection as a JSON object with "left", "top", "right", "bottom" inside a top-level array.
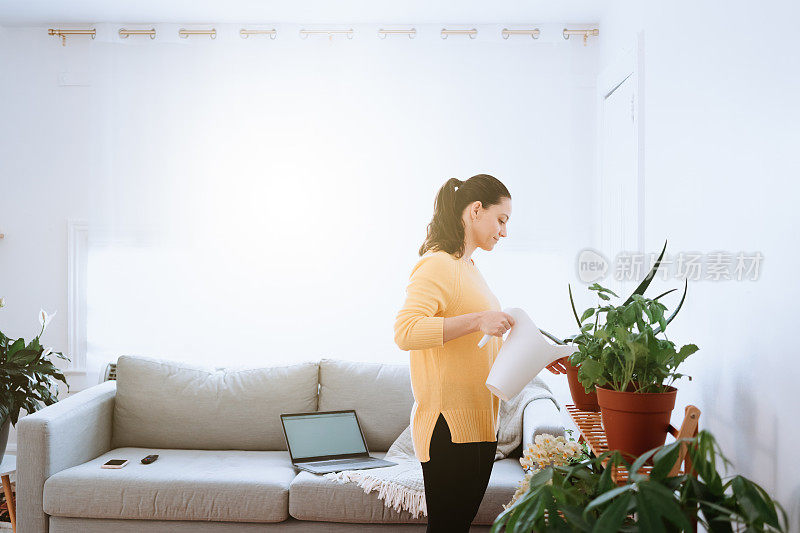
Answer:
[{"left": 280, "top": 410, "right": 398, "bottom": 474}]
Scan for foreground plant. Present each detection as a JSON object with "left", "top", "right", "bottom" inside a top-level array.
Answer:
[
  {"left": 0, "top": 303, "right": 70, "bottom": 425},
  {"left": 491, "top": 430, "right": 788, "bottom": 532}
]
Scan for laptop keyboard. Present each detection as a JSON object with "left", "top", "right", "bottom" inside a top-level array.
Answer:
[
  {"left": 313, "top": 459, "right": 365, "bottom": 466},
  {"left": 311, "top": 459, "right": 378, "bottom": 468}
]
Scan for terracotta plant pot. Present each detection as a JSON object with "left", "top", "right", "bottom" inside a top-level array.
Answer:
[
  {"left": 596, "top": 385, "right": 677, "bottom": 461},
  {"left": 565, "top": 361, "right": 599, "bottom": 411}
]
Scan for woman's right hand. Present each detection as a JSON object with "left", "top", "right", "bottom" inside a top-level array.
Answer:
[{"left": 477, "top": 311, "right": 516, "bottom": 338}]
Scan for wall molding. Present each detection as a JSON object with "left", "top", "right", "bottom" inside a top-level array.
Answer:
[{"left": 67, "top": 220, "right": 88, "bottom": 372}]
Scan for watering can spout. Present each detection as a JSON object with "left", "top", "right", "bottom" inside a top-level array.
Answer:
[{"left": 481, "top": 307, "right": 577, "bottom": 401}]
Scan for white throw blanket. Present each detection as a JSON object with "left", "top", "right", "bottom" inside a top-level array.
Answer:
[{"left": 323, "top": 378, "right": 556, "bottom": 518}]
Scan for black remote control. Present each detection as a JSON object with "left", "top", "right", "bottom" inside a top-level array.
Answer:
[{"left": 141, "top": 454, "right": 159, "bottom": 464}]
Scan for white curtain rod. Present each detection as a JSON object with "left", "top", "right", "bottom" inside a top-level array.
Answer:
[{"left": 46, "top": 26, "right": 598, "bottom": 47}]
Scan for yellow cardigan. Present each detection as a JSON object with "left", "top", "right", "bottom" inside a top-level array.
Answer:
[{"left": 394, "top": 249, "right": 504, "bottom": 462}]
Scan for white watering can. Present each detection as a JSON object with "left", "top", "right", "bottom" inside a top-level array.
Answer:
[{"left": 479, "top": 307, "right": 578, "bottom": 401}]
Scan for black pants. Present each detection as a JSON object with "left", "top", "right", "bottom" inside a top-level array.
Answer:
[{"left": 421, "top": 413, "right": 498, "bottom": 532}]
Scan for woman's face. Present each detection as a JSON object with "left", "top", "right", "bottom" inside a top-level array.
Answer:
[{"left": 464, "top": 197, "right": 511, "bottom": 251}]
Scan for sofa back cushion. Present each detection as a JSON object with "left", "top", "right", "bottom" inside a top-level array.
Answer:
[
  {"left": 318, "top": 358, "right": 413, "bottom": 452},
  {"left": 112, "top": 355, "right": 319, "bottom": 450}
]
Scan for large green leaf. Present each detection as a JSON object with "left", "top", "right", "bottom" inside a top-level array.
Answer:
[
  {"left": 634, "top": 492, "right": 667, "bottom": 533},
  {"left": 585, "top": 484, "right": 636, "bottom": 513},
  {"left": 560, "top": 504, "right": 593, "bottom": 531},
  {"left": 649, "top": 440, "right": 683, "bottom": 481},
  {"left": 6, "top": 338, "right": 25, "bottom": 359},
  {"left": 639, "top": 481, "right": 693, "bottom": 531},
  {"left": 731, "top": 476, "right": 781, "bottom": 529},
  {"left": 14, "top": 348, "right": 41, "bottom": 365},
  {"left": 629, "top": 446, "right": 663, "bottom": 483},
  {"left": 592, "top": 491, "right": 633, "bottom": 532}
]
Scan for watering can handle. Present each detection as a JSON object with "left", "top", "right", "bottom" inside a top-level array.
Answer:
[{"left": 477, "top": 334, "right": 493, "bottom": 349}]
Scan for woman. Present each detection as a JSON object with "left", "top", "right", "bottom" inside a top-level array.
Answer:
[{"left": 393, "top": 174, "right": 521, "bottom": 531}]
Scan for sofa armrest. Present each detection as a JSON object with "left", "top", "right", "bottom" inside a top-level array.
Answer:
[
  {"left": 17, "top": 380, "right": 116, "bottom": 533},
  {"left": 522, "top": 397, "right": 565, "bottom": 451}
]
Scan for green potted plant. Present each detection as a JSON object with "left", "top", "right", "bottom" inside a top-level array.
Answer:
[
  {"left": 569, "top": 279, "right": 697, "bottom": 460},
  {"left": 543, "top": 240, "right": 696, "bottom": 459},
  {"left": 493, "top": 430, "right": 788, "bottom": 532},
  {"left": 543, "top": 241, "right": 690, "bottom": 423},
  {"left": 0, "top": 299, "right": 70, "bottom": 462}
]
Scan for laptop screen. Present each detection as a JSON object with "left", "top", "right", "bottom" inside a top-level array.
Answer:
[{"left": 281, "top": 411, "right": 368, "bottom": 460}]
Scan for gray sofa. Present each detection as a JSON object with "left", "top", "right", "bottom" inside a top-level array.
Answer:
[{"left": 17, "top": 355, "right": 564, "bottom": 533}]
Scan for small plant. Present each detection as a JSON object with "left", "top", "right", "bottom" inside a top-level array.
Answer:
[
  {"left": 492, "top": 430, "right": 788, "bottom": 532},
  {"left": 0, "top": 301, "right": 70, "bottom": 425}
]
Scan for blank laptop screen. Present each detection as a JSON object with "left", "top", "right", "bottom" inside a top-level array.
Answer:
[{"left": 282, "top": 412, "right": 367, "bottom": 459}]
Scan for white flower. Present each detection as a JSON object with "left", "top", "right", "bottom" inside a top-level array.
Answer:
[
  {"left": 0, "top": 297, "right": 5, "bottom": 308},
  {"left": 42, "top": 346, "right": 53, "bottom": 357},
  {"left": 39, "top": 308, "right": 57, "bottom": 332}
]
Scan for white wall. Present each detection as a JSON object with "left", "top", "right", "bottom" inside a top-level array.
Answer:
[
  {"left": 600, "top": 0, "right": 800, "bottom": 527},
  {"left": 0, "top": 23, "right": 598, "bottom": 450}
]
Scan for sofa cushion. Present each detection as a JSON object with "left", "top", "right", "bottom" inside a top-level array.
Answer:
[
  {"left": 112, "top": 355, "right": 319, "bottom": 450},
  {"left": 318, "top": 359, "right": 413, "bottom": 452},
  {"left": 43, "top": 448, "right": 296, "bottom": 522},
  {"left": 288, "top": 452, "right": 523, "bottom": 525}
]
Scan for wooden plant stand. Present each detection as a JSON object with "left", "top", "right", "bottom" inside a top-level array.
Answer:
[{"left": 566, "top": 404, "right": 701, "bottom": 485}]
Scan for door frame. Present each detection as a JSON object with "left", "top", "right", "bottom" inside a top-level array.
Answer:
[{"left": 594, "top": 31, "right": 646, "bottom": 254}]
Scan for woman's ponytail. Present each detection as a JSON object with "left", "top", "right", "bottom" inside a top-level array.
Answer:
[{"left": 418, "top": 174, "right": 510, "bottom": 259}]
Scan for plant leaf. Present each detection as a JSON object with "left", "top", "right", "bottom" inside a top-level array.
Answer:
[
  {"left": 585, "top": 484, "right": 636, "bottom": 513},
  {"left": 569, "top": 284, "right": 582, "bottom": 328},
  {"left": 639, "top": 481, "right": 693, "bottom": 531},
  {"left": 653, "top": 279, "right": 688, "bottom": 336},
  {"left": 649, "top": 440, "right": 682, "bottom": 481},
  {"left": 591, "top": 491, "right": 633, "bottom": 532},
  {"left": 731, "top": 476, "right": 781, "bottom": 528},
  {"left": 629, "top": 447, "right": 662, "bottom": 482},
  {"left": 652, "top": 288, "right": 677, "bottom": 301},
  {"left": 634, "top": 492, "right": 667, "bottom": 533},
  {"left": 623, "top": 239, "right": 667, "bottom": 305}
]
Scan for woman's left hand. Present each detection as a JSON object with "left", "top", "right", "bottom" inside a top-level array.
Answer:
[{"left": 545, "top": 357, "right": 568, "bottom": 374}]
